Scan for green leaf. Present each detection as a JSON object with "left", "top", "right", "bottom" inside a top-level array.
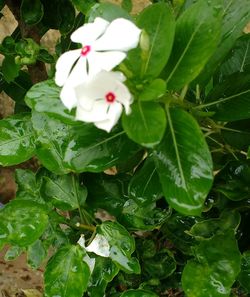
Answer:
[
  {"left": 2, "top": 56, "right": 20, "bottom": 83},
  {"left": 153, "top": 108, "right": 213, "bottom": 216},
  {"left": 31, "top": 112, "right": 139, "bottom": 174},
  {"left": 87, "top": 257, "right": 119, "bottom": 297},
  {"left": 27, "top": 239, "right": 47, "bottom": 269},
  {"left": 0, "top": 200, "right": 48, "bottom": 246},
  {"left": 122, "top": 101, "right": 167, "bottom": 148},
  {"left": 222, "top": 120, "right": 250, "bottom": 151},
  {"left": 126, "top": 2, "right": 175, "bottom": 79},
  {"left": 97, "top": 221, "right": 141, "bottom": 274},
  {"left": 25, "top": 80, "right": 76, "bottom": 125},
  {"left": 203, "top": 73, "right": 250, "bottom": 121},
  {"left": 21, "top": 0, "right": 44, "bottom": 25},
  {"left": 59, "top": 0, "right": 75, "bottom": 34},
  {"left": 121, "top": 0, "right": 132, "bottom": 12},
  {"left": 197, "top": 0, "right": 250, "bottom": 85},
  {"left": 0, "top": 114, "right": 35, "bottom": 166},
  {"left": 139, "top": 79, "right": 166, "bottom": 101},
  {"left": 71, "top": 0, "right": 97, "bottom": 14},
  {"left": 84, "top": 173, "right": 128, "bottom": 217},
  {"left": 121, "top": 290, "right": 159, "bottom": 297},
  {"left": 165, "top": 0, "right": 222, "bottom": 90},
  {"left": 0, "top": 222, "right": 9, "bottom": 250},
  {"left": 43, "top": 173, "right": 87, "bottom": 210},
  {"left": 15, "top": 169, "right": 45, "bottom": 204},
  {"left": 4, "top": 245, "right": 24, "bottom": 261},
  {"left": 44, "top": 245, "right": 90, "bottom": 297},
  {"left": 87, "top": 2, "right": 132, "bottom": 22},
  {"left": 182, "top": 231, "right": 241, "bottom": 297},
  {"left": 238, "top": 250, "right": 250, "bottom": 292}
]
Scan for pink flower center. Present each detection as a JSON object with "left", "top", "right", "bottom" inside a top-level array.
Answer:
[
  {"left": 105, "top": 92, "right": 116, "bottom": 103},
  {"left": 81, "top": 45, "right": 91, "bottom": 56}
]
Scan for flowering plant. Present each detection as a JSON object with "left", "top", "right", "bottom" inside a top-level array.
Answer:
[{"left": 0, "top": 0, "right": 250, "bottom": 297}]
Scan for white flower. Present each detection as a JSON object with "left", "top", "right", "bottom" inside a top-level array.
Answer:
[
  {"left": 78, "top": 233, "right": 110, "bottom": 258},
  {"left": 55, "top": 17, "right": 141, "bottom": 110},
  {"left": 74, "top": 70, "right": 132, "bottom": 132}
]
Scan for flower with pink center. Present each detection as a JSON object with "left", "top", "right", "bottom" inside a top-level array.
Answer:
[
  {"left": 74, "top": 70, "right": 132, "bottom": 132},
  {"left": 55, "top": 17, "right": 141, "bottom": 110}
]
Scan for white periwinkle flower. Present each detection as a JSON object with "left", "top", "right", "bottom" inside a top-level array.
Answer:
[
  {"left": 55, "top": 17, "right": 141, "bottom": 110},
  {"left": 74, "top": 70, "right": 132, "bottom": 132}
]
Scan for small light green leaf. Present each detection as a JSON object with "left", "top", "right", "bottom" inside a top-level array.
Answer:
[
  {"left": 27, "top": 239, "right": 47, "bottom": 269},
  {"left": 122, "top": 101, "right": 166, "bottom": 148},
  {"left": 0, "top": 114, "right": 35, "bottom": 166},
  {"left": 97, "top": 221, "right": 141, "bottom": 274},
  {"left": 121, "top": 290, "right": 159, "bottom": 297},
  {"left": 43, "top": 173, "right": 87, "bottom": 210},
  {"left": 238, "top": 250, "right": 250, "bottom": 292},
  {"left": 182, "top": 231, "right": 241, "bottom": 297},
  {"left": 4, "top": 245, "right": 24, "bottom": 261},
  {"left": 44, "top": 245, "right": 90, "bottom": 297},
  {"left": 0, "top": 200, "right": 48, "bottom": 247},
  {"left": 139, "top": 79, "right": 166, "bottom": 101},
  {"left": 165, "top": 0, "right": 222, "bottom": 90},
  {"left": 21, "top": 0, "right": 44, "bottom": 25},
  {"left": 153, "top": 108, "right": 213, "bottom": 216},
  {"left": 87, "top": 257, "right": 119, "bottom": 297}
]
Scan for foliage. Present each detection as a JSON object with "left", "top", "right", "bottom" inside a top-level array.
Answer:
[{"left": 0, "top": 0, "right": 250, "bottom": 296}]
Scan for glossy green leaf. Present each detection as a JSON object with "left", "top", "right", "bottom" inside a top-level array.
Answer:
[
  {"left": 15, "top": 169, "right": 45, "bottom": 204},
  {"left": 0, "top": 200, "right": 48, "bottom": 246},
  {"left": 153, "top": 108, "right": 213, "bottom": 216},
  {"left": 87, "top": 257, "right": 119, "bottom": 297},
  {"left": 21, "top": 0, "right": 44, "bottom": 25},
  {"left": 97, "top": 221, "right": 141, "bottom": 274},
  {"left": 165, "top": 0, "right": 222, "bottom": 90},
  {"left": 71, "top": 0, "right": 97, "bottom": 14},
  {"left": 139, "top": 79, "right": 166, "bottom": 101},
  {"left": 214, "top": 160, "right": 250, "bottom": 201},
  {"left": 84, "top": 173, "right": 128, "bottom": 217},
  {"left": 222, "top": 120, "right": 250, "bottom": 151},
  {"left": 44, "top": 245, "right": 90, "bottom": 297},
  {"left": 25, "top": 80, "right": 76, "bottom": 125},
  {"left": 27, "top": 239, "right": 47, "bottom": 269},
  {"left": 2, "top": 56, "right": 20, "bottom": 83},
  {"left": 204, "top": 73, "right": 250, "bottom": 121},
  {"left": 43, "top": 173, "right": 87, "bottom": 210},
  {"left": 4, "top": 245, "right": 24, "bottom": 261},
  {"left": 0, "top": 114, "right": 35, "bottom": 166},
  {"left": 126, "top": 3, "right": 175, "bottom": 79},
  {"left": 87, "top": 2, "right": 132, "bottom": 22},
  {"left": 121, "top": 290, "right": 158, "bottom": 297},
  {"left": 31, "top": 112, "right": 139, "bottom": 174},
  {"left": 143, "top": 249, "right": 176, "bottom": 280},
  {"left": 197, "top": 0, "right": 250, "bottom": 85},
  {"left": 238, "top": 250, "right": 250, "bottom": 292},
  {"left": 188, "top": 210, "right": 241, "bottom": 239},
  {"left": 182, "top": 231, "right": 241, "bottom": 297},
  {"left": 122, "top": 101, "right": 166, "bottom": 148}
]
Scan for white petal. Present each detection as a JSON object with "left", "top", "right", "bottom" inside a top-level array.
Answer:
[
  {"left": 85, "top": 234, "right": 110, "bottom": 257},
  {"left": 114, "top": 81, "right": 132, "bottom": 114},
  {"left": 76, "top": 100, "right": 109, "bottom": 123},
  {"left": 87, "top": 51, "right": 126, "bottom": 77},
  {"left": 109, "top": 71, "right": 126, "bottom": 82},
  {"left": 55, "top": 49, "right": 81, "bottom": 86},
  {"left": 71, "top": 17, "right": 109, "bottom": 45},
  {"left": 83, "top": 254, "right": 95, "bottom": 273},
  {"left": 60, "top": 81, "right": 78, "bottom": 110},
  {"left": 95, "top": 103, "right": 122, "bottom": 132},
  {"left": 77, "top": 234, "right": 86, "bottom": 248},
  {"left": 66, "top": 56, "right": 88, "bottom": 87},
  {"left": 93, "top": 18, "right": 141, "bottom": 51}
]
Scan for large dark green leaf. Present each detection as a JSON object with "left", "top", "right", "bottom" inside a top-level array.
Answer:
[
  {"left": 44, "top": 245, "right": 90, "bottom": 297},
  {"left": 122, "top": 101, "right": 167, "bottom": 148},
  {"left": 182, "top": 231, "right": 241, "bottom": 297},
  {"left": 153, "top": 108, "right": 213, "bottom": 216},
  {"left": 0, "top": 114, "right": 35, "bottom": 166},
  {"left": 238, "top": 250, "right": 250, "bottom": 292},
  {"left": 0, "top": 200, "right": 48, "bottom": 247},
  {"left": 31, "top": 112, "right": 139, "bottom": 174},
  {"left": 164, "top": 0, "right": 222, "bottom": 90},
  {"left": 43, "top": 173, "right": 87, "bottom": 210},
  {"left": 202, "top": 73, "right": 250, "bottom": 121},
  {"left": 1, "top": 56, "right": 20, "bottom": 83},
  {"left": 21, "top": 0, "right": 44, "bottom": 25},
  {"left": 97, "top": 221, "right": 141, "bottom": 274},
  {"left": 87, "top": 257, "right": 119, "bottom": 297},
  {"left": 25, "top": 80, "right": 76, "bottom": 125},
  {"left": 125, "top": 2, "right": 175, "bottom": 79},
  {"left": 197, "top": 0, "right": 250, "bottom": 85},
  {"left": 121, "top": 290, "right": 158, "bottom": 297}
]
